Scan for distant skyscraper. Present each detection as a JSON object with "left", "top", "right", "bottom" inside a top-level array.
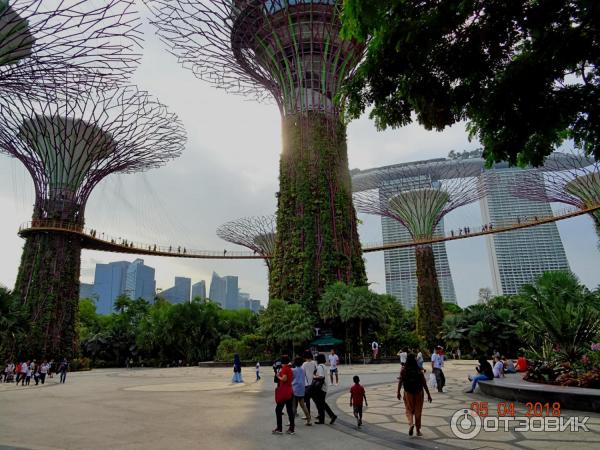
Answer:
[
  {"left": 249, "top": 299, "right": 262, "bottom": 313},
  {"left": 160, "top": 277, "right": 191, "bottom": 304},
  {"left": 379, "top": 176, "right": 457, "bottom": 309},
  {"left": 479, "top": 168, "right": 570, "bottom": 294},
  {"left": 92, "top": 261, "right": 130, "bottom": 315},
  {"left": 224, "top": 276, "right": 239, "bottom": 310},
  {"left": 79, "top": 283, "right": 94, "bottom": 300},
  {"left": 209, "top": 272, "right": 227, "bottom": 307},
  {"left": 239, "top": 292, "right": 251, "bottom": 309},
  {"left": 125, "top": 259, "right": 156, "bottom": 303},
  {"left": 192, "top": 280, "right": 206, "bottom": 300}
]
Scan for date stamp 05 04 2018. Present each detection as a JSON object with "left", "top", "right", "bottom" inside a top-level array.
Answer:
[{"left": 450, "top": 402, "right": 592, "bottom": 440}]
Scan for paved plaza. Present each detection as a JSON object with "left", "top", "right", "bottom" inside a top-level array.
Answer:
[{"left": 1, "top": 361, "right": 599, "bottom": 450}]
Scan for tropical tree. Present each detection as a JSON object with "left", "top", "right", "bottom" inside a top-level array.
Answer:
[
  {"left": 0, "top": 287, "right": 27, "bottom": 360},
  {"left": 518, "top": 271, "right": 600, "bottom": 362},
  {"left": 319, "top": 281, "right": 351, "bottom": 321},
  {"left": 339, "top": 286, "right": 385, "bottom": 359},
  {"left": 341, "top": 0, "right": 600, "bottom": 165}
]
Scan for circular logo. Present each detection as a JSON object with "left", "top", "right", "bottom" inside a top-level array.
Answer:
[{"left": 450, "top": 408, "right": 482, "bottom": 440}]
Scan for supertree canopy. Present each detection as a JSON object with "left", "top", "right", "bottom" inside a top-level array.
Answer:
[
  {"left": 353, "top": 160, "right": 485, "bottom": 345},
  {"left": 145, "top": 0, "right": 367, "bottom": 311},
  {"left": 0, "top": 86, "right": 185, "bottom": 359},
  {"left": 0, "top": 0, "right": 142, "bottom": 100},
  {"left": 217, "top": 215, "right": 276, "bottom": 271},
  {"left": 515, "top": 153, "right": 600, "bottom": 241}
]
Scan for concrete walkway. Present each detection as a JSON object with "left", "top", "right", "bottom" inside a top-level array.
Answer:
[{"left": 0, "top": 362, "right": 598, "bottom": 449}]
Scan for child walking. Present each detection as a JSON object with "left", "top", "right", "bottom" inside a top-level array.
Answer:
[{"left": 350, "top": 375, "right": 368, "bottom": 427}]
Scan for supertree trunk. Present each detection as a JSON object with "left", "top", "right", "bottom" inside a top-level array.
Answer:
[
  {"left": 415, "top": 245, "right": 444, "bottom": 347},
  {"left": 14, "top": 231, "right": 81, "bottom": 360},
  {"left": 269, "top": 112, "right": 366, "bottom": 312}
]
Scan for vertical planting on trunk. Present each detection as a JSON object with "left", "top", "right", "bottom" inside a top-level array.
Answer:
[
  {"left": 415, "top": 245, "right": 444, "bottom": 347},
  {"left": 269, "top": 112, "right": 366, "bottom": 312}
]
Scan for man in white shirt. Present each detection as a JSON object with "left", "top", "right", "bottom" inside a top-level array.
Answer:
[
  {"left": 398, "top": 348, "right": 408, "bottom": 366},
  {"left": 302, "top": 351, "right": 317, "bottom": 416},
  {"left": 493, "top": 356, "right": 505, "bottom": 378},
  {"left": 431, "top": 346, "right": 445, "bottom": 393},
  {"left": 328, "top": 349, "right": 339, "bottom": 385}
]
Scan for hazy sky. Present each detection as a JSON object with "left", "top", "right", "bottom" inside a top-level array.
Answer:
[{"left": 0, "top": 2, "right": 598, "bottom": 305}]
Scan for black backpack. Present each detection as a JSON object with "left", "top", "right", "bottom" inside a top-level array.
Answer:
[{"left": 403, "top": 370, "right": 422, "bottom": 394}]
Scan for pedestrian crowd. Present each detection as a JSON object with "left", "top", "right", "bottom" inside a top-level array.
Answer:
[{"left": 1, "top": 359, "right": 69, "bottom": 386}]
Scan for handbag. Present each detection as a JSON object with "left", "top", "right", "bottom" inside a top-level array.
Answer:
[{"left": 311, "top": 364, "right": 325, "bottom": 391}]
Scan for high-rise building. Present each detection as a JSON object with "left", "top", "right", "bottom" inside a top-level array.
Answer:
[
  {"left": 378, "top": 176, "right": 457, "bottom": 309},
  {"left": 79, "top": 283, "right": 94, "bottom": 300},
  {"left": 209, "top": 272, "right": 227, "bottom": 307},
  {"left": 479, "top": 168, "right": 570, "bottom": 294},
  {"left": 92, "top": 261, "right": 131, "bottom": 315},
  {"left": 91, "top": 260, "right": 157, "bottom": 314},
  {"left": 160, "top": 277, "right": 191, "bottom": 304},
  {"left": 125, "top": 259, "right": 156, "bottom": 303},
  {"left": 249, "top": 299, "right": 262, "bottom": 314},
  {"left": 224, "top": 276, "right": 239, "bottom": 310},
  {"left": 191, "top": 280, "right": 206, "bottom": 300}
]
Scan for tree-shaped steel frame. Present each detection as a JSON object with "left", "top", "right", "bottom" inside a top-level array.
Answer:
[
  {"left": 144, "top": 0, "right": 362, "bottom": 115},
  {"left": 514, "top": 152, "right": 600, "bottom": 239},
  {"left": 217, "top": 215, "right": 276, "bottom": 269},
  {"left": 0, "top": 85, "right": 185, "bottom": 360},
  {"left": 145, "top": 0, "right": 367, "bottom": 311},
  {"left": 0, "top": 0, "right": 142, "bottom": 100},
  {"left": 352, "top": 160, "right": 485, "bottom": 346},
  {"left": 353, "top": 160, "right": 486, "bottom": 240},
  {"left": 0, "top": 85, "right": 185, "bottom": 228}
]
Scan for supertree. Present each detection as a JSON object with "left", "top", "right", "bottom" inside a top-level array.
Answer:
[
  {"left": 514, "top": 153, "right": 600, "bottom": 243},
  {"left": 0, "top": 86, "right": 185, "bottom": 359},
  {"left": 145, "top": 0, "right": 366, "bottom": 312},
  {"left": 353, "top": 161, "right": 485, "bottom": 346},
  {"left": 217, "top": 215, "right": 275, "bottom": 271},
  {"left": 0, "top": 0, "right": 141, "bottom": 101}
]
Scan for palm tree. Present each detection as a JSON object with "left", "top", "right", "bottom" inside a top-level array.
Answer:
[
  {"left": 279, "top": 304, "right": 315, "bottom": 355},
  {"left": 339, "top": 286, "right": 385, "bottom": 361},
  {"left": 519, "top": 271, "right": 600, "bottom": 362},
  {"left": 318, "top": 282, "right": 351, "bottom": 320}
]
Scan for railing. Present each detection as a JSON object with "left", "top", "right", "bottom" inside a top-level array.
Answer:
[{"left": 18, "top": 203, "right": 599, "bottom": 258}]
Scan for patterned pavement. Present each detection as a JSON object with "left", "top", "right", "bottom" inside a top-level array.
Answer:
[{"left": 331, "top": 361, "right": 600, "bottom": 449}]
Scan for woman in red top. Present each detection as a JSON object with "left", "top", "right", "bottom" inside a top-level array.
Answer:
[{"left": 273, "top": 355, "right": 295, "bottom": 435}]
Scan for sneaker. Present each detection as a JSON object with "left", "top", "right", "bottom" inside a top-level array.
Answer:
[
  {"left": 286, "top": 429, "right": 295, "bottom": 435},
  {"left": 305, "top": 422, "right": 312, "bottom": 426},
  {"left": 272, "top": 429, "right": 282, "bottom": 435},
  {"left": 358, "top": 419, "right": 362, "bottom": 426},
  {"left": 330, "top": 415, "right": 337, "bottom": 425},
  {"left": 409, "top": 425, "right": 414, "bottom": 436}
]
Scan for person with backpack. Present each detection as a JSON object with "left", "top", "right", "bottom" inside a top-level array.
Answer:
[
  {"left": 397, "top": 353, "right": 432, "bottom": 437},
  {"left": 312, "top": 353, "right": 337, "bottom": 425},
  {"left": 273, "top": 355, "right": 295, "bottom": 435}
]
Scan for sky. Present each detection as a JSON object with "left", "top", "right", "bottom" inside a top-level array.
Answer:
[{"left": 0, "top": 2, "right": 598, "bottom": 306}]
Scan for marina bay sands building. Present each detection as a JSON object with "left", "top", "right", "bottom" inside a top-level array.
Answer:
[
  {"left": 479, "top": 168, "right": 570, "bottom": 294},
  {"left": 353, "top": 155, "right": 574, "bottom": 306}
]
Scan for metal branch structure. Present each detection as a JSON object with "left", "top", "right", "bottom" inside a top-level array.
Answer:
[
  {"left": 0, "top": 0, "right": 142, "bottom": 101},
  {"left": 0, "top": 86, "right": 185, "bottom": 359},
  {"left": 353, "top": 160, "right": 485, "bottom": 346},
  {"left": 217, "top": 215, "right": 276, "bottom": 270},
  {"left": 514, "top": 152, "right": 600, "bottom": 241},
  {"left": 146, "top": 0, "right": 367, "bottom": 311}
]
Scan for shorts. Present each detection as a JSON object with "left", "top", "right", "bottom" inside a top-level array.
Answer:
[
  {"left": 330, "top": 368, "right": 338, "bottom": 373},
  {"left": 353, "top": 405, "right": 363, "bottom": 417}
]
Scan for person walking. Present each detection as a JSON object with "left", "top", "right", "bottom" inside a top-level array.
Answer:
[
  {"left": 20, "top": 361, "right": 29, "bottom": 386},
  {"left": 313, "top": 354, "right": 337, "bottom": 424},
  {"left": 292, "top": 357, "right": 311, "bottom": 426},
  {"left": 466, "top": 357, "right": 494, "bottom": 393},
  {"left": 328, "top": 349, "right": 339, "bottom": 385},
  {"left": 415, "top": 349, "right": 424, "bottom": 371},
  {"left": 39, "top": 361, "right": 49, "bottom": 384},
  {"left": 24, "top": 362, "right": 32, "bottom": 386},
  {"left": 273, "top": 355, "right": 295, "bottom": 435},
  {"left": 371, "top": 341, "right": 379, "bottom": 361},
  {"left": 431, "top": 347, "right": 445, "bottom": 393},
  {"left": 398, "top": 347, "right": 408, "bottom": 366},
  {"left": 255, "top": 361, "right": 261, "bottom": 381},
  {"left": 397, "top": 353, "right": 432, "bottom": 436},
  {"left": 349, "top": 375, "right": 368, "bottom": 428},
  {"left": 58, "top": 359, "right": 68, "bottom": 384},
  {"left": 302, "top": 351, "right": 317, "bottom": 417},
  {"left": 232, "top": 354, "right": 243, "bottom": 383}
]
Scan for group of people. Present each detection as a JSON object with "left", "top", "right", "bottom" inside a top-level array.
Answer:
[
  {"left": 467, "top": 353, "right": 527, "bottom": 393},
  {"left": 271, "top": 351, "right": 340, "bottom": 435},
  {"left": 1, "top": 359, "right": 69, "bottom": 385}
]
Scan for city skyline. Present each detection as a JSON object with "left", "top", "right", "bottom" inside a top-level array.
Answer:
[{"left": 0, "top": 4, "right": 598, "bottom": 306}]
